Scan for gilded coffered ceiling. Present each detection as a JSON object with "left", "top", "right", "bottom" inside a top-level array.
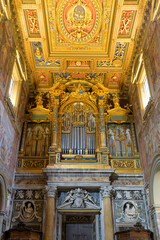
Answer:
[{"left": 14, "top": 0, "right": 148, "bottom": 93}]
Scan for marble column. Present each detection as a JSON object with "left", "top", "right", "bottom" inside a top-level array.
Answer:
[
  {"left": 101, "top": 186, "right": 114, "bottom": 240},
  {"left": 44, "top": 186, "right": 57, "bottom": 240}
]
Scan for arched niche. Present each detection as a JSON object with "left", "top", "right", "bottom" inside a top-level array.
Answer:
[
  {"left": 150, "top": 154, "right": 160, "bottom": 206},
  {"left": 149, "top": 154, "right": 160, "bottom": 240},
  {"left": 0, "top": 174, "right": 7, "bottom": 237},
  {"left": 0, "top": 174, "right": 7, "bottom": 212}
]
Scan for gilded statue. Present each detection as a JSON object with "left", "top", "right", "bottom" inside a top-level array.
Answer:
[
  {"left": 35, "top": 93, "right": 43, "bottom": 106},
  {"left": 34, "top": 46, "right": 43, "bottom": 59},
  {"left": 112, "top": 93, "right": 120, "bottom": 108}
]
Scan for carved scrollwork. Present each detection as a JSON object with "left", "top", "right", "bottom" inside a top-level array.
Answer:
[{"left": 112, "top": 159, "right": 135, "bottom": 169}]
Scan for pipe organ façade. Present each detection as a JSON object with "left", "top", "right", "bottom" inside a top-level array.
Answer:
[{"left": 13, "top": 82, "right": 150, "bottom": 240}]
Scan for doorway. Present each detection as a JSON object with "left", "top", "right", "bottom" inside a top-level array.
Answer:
[{"left": 62, "top": 215, "right": 95, "bottom": 240}]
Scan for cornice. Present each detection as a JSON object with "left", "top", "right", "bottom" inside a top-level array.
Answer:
[
  {"left": 124, "top": 0, "right": 152, "bottom": 94},
  {"left": 10, "top": 0, "right": 34, "bottom": 94}
]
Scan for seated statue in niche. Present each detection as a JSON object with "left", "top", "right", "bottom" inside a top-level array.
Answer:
[
  {"left": 123, "top": 202, "right": 137, "bottom": 221},
  {"left": 20, "top": 201, "right": 34, "bottom": 222}
]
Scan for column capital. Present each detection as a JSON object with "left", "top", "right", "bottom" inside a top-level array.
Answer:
[
  {"left": 0, "top": 211, "right": 6, "bottom": 217},
  {"left": 100, "top": 186, "right": 115, "bottom": 198},
  {"left": 46, "top": 185, "right": 57, "bottom": 198}
]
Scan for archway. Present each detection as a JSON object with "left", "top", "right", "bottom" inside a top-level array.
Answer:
[
  {"left": 150, "top": 154, "right": 160, "bottom": 239},
  {"left": 0, "top": 174, "right": 7, "bottom": 237}
]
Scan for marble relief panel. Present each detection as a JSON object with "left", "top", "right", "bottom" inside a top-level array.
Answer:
[
  {"left": 113, "top": 189, "right": 148, "bottom": 231},
  {"left": 11, "top": 189, "right": 44, "bottom": 231}
]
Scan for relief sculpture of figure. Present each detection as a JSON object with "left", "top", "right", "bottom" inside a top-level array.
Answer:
[
  {"left": 123, "top": 202, "right": 137, "bottom": 221},
  {"left": 23, "top": 202, "right": 34, "bottom": 218},
  {"left": 20, "top": 201, "right": 35, "bottom": 222}
]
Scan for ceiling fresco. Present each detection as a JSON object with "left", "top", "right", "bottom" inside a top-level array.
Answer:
[{"left": 14, "top": 0, "right": 148, "bottom": 92}]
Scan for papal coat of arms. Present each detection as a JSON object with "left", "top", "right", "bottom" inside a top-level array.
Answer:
[{"left": 57, "top": 0, "right": 102, "bottom": 43}]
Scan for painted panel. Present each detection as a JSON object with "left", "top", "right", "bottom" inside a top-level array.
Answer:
[
  {"left": 118, "top": 10, "right": 135, "bottom": 37},
  {"left": 0, "top": 100, "right": 16, "bottom": 169},
  {"left": 25, "top": 9, "right": 40, "bottom": 35}
]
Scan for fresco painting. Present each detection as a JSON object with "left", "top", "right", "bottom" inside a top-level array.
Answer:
[
  {"left": 0, "top": 100, "right": 16, "bottom": 169},
  {"left": 132, "top": 87, "right": 160, "bottom": 179},
  {"left": 144, "top": 21, "right": 160, "bottom": 97},
  {"left": 0, "top": 20, "right": 15, "bottom": 95},
  {"left": 142, "top": 99, "right": 160, "bottom": 162}
]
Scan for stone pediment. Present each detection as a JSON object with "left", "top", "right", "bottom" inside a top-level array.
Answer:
[{"left": 57, "top": 188, "right": 100, "bottom": 212}]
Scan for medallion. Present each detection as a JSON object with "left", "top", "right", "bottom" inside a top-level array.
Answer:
[{"left": 57, "top": 0, "right": 101, "bottom": 43}]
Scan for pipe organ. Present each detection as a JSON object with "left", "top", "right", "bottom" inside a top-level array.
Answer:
[
  {"left": 61, "top": 102, "right": 96, "bottom": 155},
  {"left": 20, "top": 90, "right": 139, "bottom": 166}
]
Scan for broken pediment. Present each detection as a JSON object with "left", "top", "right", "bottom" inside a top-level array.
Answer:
[{"left": 57, "top": 188, "right": 100, "bottom": 213}]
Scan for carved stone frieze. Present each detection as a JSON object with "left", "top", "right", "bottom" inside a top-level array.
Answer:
[
  {"left": 14, "top": 189, "right": 44, "bottom": 200},
  {"left": 115, "top": 190, "right": 143, "bottom": 200}
]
